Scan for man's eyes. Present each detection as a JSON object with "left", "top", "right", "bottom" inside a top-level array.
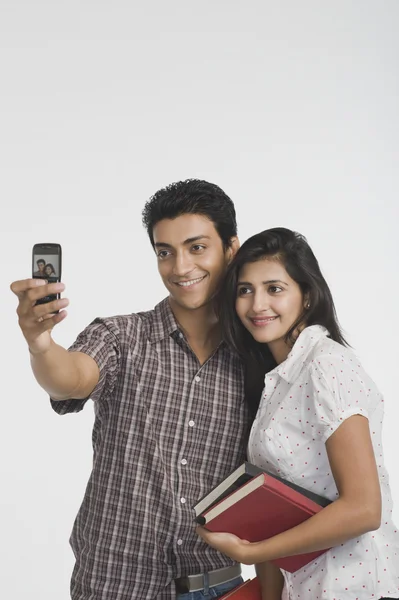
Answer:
[{"left": 157, "top": 245, "right": 206, "bottom": 259}]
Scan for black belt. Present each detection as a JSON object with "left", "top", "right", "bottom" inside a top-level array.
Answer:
[{"left": 175, "top": 564, "right": 241, "bottom": 594}]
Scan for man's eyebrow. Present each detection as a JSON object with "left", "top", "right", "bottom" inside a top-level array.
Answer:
[
  {"left": 154, "top": 235, "right": 211, "bottom": 248},
  {"left": 237, "top": 279, "right": 289, "bottom": 286}
]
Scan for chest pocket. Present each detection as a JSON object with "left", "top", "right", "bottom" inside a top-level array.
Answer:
[{"left": 251, "top": 405, "right": 298, "bottom": 478}]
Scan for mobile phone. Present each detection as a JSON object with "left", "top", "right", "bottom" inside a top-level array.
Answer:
[{"left": 32, "top": 243, "right": 62, "bottom": 306}]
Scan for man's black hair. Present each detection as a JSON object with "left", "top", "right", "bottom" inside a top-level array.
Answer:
[{"left": 142, "top": 179, "right": 237, "bottom": 250}]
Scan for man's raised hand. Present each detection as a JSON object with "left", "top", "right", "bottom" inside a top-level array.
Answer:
[{"left": 10, "top": 278, "right": 69, "bottom": 354}]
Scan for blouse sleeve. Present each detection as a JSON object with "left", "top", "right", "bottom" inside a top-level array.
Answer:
[{"left": 307, "top": 353, "right": 371, "bottom": 443}]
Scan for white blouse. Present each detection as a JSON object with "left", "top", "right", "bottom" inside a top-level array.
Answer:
[{"left": 248, "top": 325, "right": 399, "bottom": 600}]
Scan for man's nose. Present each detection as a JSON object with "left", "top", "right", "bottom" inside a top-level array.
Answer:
[{"left": 173, "top": 251, "right": 193, "bottom": 276}]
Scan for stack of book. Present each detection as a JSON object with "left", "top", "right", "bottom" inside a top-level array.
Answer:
[{"left": 194, "top": 462, "right": 331, "bottom": 573}]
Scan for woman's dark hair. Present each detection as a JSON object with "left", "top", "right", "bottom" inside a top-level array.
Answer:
[
  {"left": 45, "top": 263, "right": 55, "bottom": 274},
  {"left": 142, "top": 179, "right": 237, "bottom": 250},
  {"left": 219, "top": 227, "right": 348, "bottom": 419}
]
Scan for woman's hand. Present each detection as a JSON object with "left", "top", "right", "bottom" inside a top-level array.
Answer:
[
  {"left": 198, "top": 415, "right": 382, "bottom": 567},
  {"left": 196, "top": 527, "right": 259, "bottom": 565}
]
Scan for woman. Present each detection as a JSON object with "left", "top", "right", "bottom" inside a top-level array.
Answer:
[
  {"left": 197, "top": 228, "right": 399, "bottom": 600},
  {"left": 44, "top": 263, "right": 57, "bottom": 278}
]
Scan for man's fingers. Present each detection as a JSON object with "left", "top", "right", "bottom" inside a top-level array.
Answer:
[
  {"left": 26, "top": 282, "right": 65, "bottom": 303},
  {"left": 10, "top": 279, "right": 65, "bottom": 302},
  {"left": 10, "top": 278, "right": 47, "bottom": 298},
  {"left": 39, "top": 310, "right": 68, "bottom": 329},
  {"left": 32, "top": 297, "right": 69, "bottom": 318},
  {"left": 41, "top": 313, "right": 57, "bottom": 322},
  {"left": 11, "top": 278, "right": 68, "bottom": 349},
  {"left": 22, "top": 308, "right": 68, "bottom": 334}
]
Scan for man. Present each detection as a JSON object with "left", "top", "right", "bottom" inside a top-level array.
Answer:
[
  {"left": 33, "top": 258, "right": 46, "bottom": 276},
  {"left": 11, "top": 179, "right": 250, "bottom": 600}
]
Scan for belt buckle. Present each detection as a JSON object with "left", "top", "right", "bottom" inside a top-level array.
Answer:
[{"left": 175, "top": 576, "right": 190, "bottom": 594}]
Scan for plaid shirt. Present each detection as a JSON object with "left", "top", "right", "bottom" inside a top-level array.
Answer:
[{"left": 51, "top": 298, "right": 249, "bottom": 600}]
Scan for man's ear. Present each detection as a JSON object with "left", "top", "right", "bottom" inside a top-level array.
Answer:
[{"left": 226, "top": 236, "right": 240, "bottom": 264}]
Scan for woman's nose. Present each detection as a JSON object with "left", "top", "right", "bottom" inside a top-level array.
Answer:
[{"left": 252, "top": 292, "right": 270, "bottom": 313}]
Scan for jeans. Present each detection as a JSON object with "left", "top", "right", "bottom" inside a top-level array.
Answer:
[{"left": 177, "top": 576, "right": 243, "bottom": 599}]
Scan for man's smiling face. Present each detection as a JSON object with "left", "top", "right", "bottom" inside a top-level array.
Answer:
[{"left": 153, "top": 213, "right": 235, "bottom": 312}]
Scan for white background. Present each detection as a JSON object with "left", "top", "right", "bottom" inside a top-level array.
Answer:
[{"left": 1, "top": 1, "right": 398, "bottom": 597}]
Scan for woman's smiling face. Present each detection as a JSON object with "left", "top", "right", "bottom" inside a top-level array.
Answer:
[{"left": 235, "top": 257, "right": 306, "bottom": 363}]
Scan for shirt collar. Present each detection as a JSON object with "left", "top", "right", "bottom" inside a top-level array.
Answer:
[
  {"left": 273, "top": 324, "right": 330, "bottom": 383},
  {"left": 150, "top": 297, "right": 181, "bottom": 343},
  {"left": 150, "top": 297, "right": 228, "bottom": 351}
]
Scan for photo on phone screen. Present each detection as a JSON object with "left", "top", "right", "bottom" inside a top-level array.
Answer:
[
  {"left": 32, "top": 243, "right": 62, "bottom": 307},
  {"left": 32, "top": 244, "right": 61, "bottom": 281}
]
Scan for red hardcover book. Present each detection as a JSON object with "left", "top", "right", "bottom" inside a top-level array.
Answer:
[
  {"left": 197, "top": 470, "right": 330, "bottom": 572},
  {"left": 219, "top": 577, "right": 261, "bottom": 599}
]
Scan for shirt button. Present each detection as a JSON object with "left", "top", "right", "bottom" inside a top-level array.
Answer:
[
  {"left": 181, "top": 458, "right": 187, "bottom": 465},
  {"left": 188, "top": 420, "right": 195, "bottom": 427},
  {"left": 180, "top": 497, "right": 186, "bottom": 504},
  {"left": 195, "top": 375, "right": 201, "bottom": 382},
  {"left": 177, "top": 539, "right": 183, "bottom": 545},
  {"left": 178, "top": 332, "right": 184, "bottom": 338}
]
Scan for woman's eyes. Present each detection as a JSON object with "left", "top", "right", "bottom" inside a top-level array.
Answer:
[
  {"left": 237, "top": 287, "right": 252, "bottom": 296},
  {"left": 237, "top": 285, "right": 283, "bottom": 296}
]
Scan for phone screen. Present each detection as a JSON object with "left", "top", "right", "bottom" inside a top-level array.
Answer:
[
  {"left": 32, "top": 243, "right": 62, "bottom": 281},
  {"left": 32, "top": 243, "right": 62, "bottom": 307}
]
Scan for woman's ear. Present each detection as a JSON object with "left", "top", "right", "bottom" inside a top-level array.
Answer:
[
  {"left": 304, "top": 294, "right": 311, "bottom": 310},
  {"left": 226, "top": 237, "right": 240, "bottom": 264}
]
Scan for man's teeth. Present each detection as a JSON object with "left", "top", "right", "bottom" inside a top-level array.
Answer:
[{"left": 178, "top": 277, "right": 204, "bottom": 287}]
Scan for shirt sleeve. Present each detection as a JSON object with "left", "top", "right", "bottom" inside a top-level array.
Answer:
[
  {"left": 50, "top": 318, "right": 120, "bottom": 415},
  {"left": 307, "top": 353, "right": 370, "bottom": 443}
]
